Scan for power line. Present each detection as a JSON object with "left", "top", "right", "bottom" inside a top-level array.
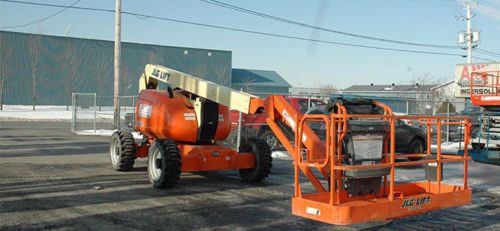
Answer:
[
  {"left": 475, "top": 48, "right": 500, "bottom": 58},
  {"left": 475, "top": 50, "right": 500, "bottom": 59},
  {"left": 127, "top": 14, "right": 464, "bottom": 57},
  {"left": 0, "top": 0, "right": 80, "bottom": 29},
  {"left": 0, "top": 0, "right": 114, "bottom": 13},
  {"left": 0, "top": 0, "right": 465, "bottom": 58},
  {"left": 200, "top": 0, "right": 460, "bottom": 49},
  {"left": 472, "top": 56, "right": 496, "bottom": 62}
]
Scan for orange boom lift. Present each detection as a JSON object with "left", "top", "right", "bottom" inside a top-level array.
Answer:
[
  {"left": 466, "top": 70, "right": 500, "bottom": 165},
  {"left": 110, "top": 64, "right": 472, "bottom": 225}
]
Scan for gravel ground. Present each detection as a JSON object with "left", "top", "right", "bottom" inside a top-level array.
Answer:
[{"left": 0, "top": 121, "right": 499, "bottom": 231}]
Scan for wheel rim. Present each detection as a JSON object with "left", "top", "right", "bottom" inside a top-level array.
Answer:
[
  {"left": 110, "top": 137, "right": 120, "bottom": 165},
  {"left": 265, "top": 135, "right": 277, "bottom": 149},
  {"left": 148, "top": 148, "right": 162, "bottom": 181}
]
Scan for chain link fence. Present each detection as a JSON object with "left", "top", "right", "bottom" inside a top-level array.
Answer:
[
  {"left": 71, "top": 93, "right": 138, "bottom": 134},
  {"left": 221, "top": 94, "right": 474, "bottom": 152},
  {"left": 70, "top": 91, "right": 475, "bottom": 152},
  {"left": 221, "top": 94, "right": 330, "bottom": 151},
  {"left": 71, "top": 93, "right": 97, "bottom": 133}
]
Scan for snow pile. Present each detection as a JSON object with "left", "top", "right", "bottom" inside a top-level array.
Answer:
[
  {"left": 271, "top": 151, "right": 292, "bottom": 160},
  {"left": 75, "top": 129, "right": 143, "bottom": 139},
  {"left": 0, "top": 105, "right": 132, "bottom": 121},
  {"left": 430, "top": 142, "right": 472, "bottom": 154},
  {"left": 0, "top": 105, "right": 74, "bottom": 121}
]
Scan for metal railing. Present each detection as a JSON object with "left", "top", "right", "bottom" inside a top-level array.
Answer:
[{"left": 295, "top": 113, "right": 471, "bottom": 205}]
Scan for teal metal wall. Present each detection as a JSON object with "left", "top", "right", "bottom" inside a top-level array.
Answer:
[{"left": 0, "top": 31, "right": 232, "bottom": 106}]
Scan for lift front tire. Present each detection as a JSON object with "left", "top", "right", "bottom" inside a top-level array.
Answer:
[
  {"left": 148, "top": 140, "right": 182, "bottom": 189},
  {"left": 259, "top": 129, "right": 280, "bottom": 151},
  {"left": 239, "top": 138, "right": 273, "bottom": 182},
  {"left": 110, "top": 131, "right": 136, "bottom": 171}
]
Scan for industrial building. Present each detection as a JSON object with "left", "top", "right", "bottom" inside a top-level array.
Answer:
[
  {"left": 231, "top": 68, "right": 291, "bottom": 96},
  {"left": 0, "top": 31, "right": 232, "bottom": 106}
]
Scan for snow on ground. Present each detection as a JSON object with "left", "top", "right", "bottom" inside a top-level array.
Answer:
[
  {"left": 0, "top": 105, "right": 75, "bottom": 121},
  {"left": 0, "top": 105, "right": 134, "bottom": 121},
  {"left": 430, "top": 142, "right": 472, "bottom": 154},
  {"left": 75, "top": 129, "right": 143, "bottom": 139},
  {"left": 271, "top": 151, "right": 292, "bottom": 160}
]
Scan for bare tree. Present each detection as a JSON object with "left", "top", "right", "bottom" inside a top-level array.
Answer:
[
  {"left": 0, "top": 33, "right": 13, "bottom": 110},
  {"left": 190, "top": 65, "right": 208, "bottom": 79},
  {"left": 318, "top": 83, "right": 338, "bottom": 96},
  {"left": 214, "top": 62, "right": 230, "bottom": 86},
  {"left": 61, "top": 43, "right": 80, "bottom": 110},
  {"left": 146, "top": 51, "right": 162, "bottom": 65},
  {"left": 240, "top": 76, "right": 256, "bottom": 93},
  {"left": 27, "top": 34, "right": 43, "bottom": 111},
  {"left": 433, "top": 81, "right": 455, "bottom": 101},
  {"left": 408, "top": 72, "right": 448, "bottom": 114},
  {"left": 120, "top": 66, "right": 133, "bottom": 97},
  {"left": 409, "top": 72, "right": 446, "bottom": 86},
  {"left": 94, "top": 53, "right": 112, "bottom": 111}
]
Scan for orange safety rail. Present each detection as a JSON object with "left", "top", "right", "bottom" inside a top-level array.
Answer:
[
  {"left": 265, "top": 96, "right": 472, "bottom": 225},
  {"left": 470, "top": 71, "right": 500, "bottom": 106}
]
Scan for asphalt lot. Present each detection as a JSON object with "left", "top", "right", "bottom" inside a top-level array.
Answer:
[{"left": 0, "top": 121, "right": 499, "bottom": 231}]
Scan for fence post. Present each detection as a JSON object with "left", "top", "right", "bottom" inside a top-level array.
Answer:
[
  {"left": 236, "top": 88, "right": 243, "bottom": 151},
  {"left": 406, "top": 100, "right": 409, "bottom": 115},
  {"left": 307, "top": 94, "right": 311, "bottom": 111},
  {"left": 71, "top": 93, "right": 76, "bottom": 133},
  {"left": 446, "top": 102, "right": 450, "bottom": 143},
  {"left": 98, "top": 95, "right": 102, "bottom": 111},
  {"left": 93, "top": 93, "right": 97, "bottom": 133},
  {"left": 117, "top": 97, "right": 121, "bottom": 129}
]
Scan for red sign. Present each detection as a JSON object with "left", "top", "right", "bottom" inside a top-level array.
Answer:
[{"left": 460, "top": 64, "right": 488, "bottom": 81}]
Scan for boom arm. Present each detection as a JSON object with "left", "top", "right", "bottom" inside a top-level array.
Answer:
[
  {"left": 140, "top": 64, "right": 264, "bottom": 114},
  {"left": 140, "top": 64, "right": 323, "bottom": 152}
]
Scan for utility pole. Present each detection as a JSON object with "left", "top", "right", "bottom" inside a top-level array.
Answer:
[
  {"left": 113, "top": 0, "right": 122, "bottom": 128},
  {"left": 466, "top": 1, "right": 472, "bottom": 64}
]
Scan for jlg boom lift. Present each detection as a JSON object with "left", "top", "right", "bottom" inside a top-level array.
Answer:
[
  {"left": 110, "top": 64, "right": 472, "bottom": 225},
  {"left": 467, "top": 70, "right": 500, "bottom": 165}
]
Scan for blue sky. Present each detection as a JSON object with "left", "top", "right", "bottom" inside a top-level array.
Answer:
[{"left": 1, "top": 0, "right": 499, "bottom": 88}]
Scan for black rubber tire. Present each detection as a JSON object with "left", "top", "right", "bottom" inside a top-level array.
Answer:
[
  {"left": 407, "top": 139, "right": 424, "bottom": 161},
  {"left": 239, "top": 138, "right": 273, "bottom": 182},
  {"left": 110, "top": 131, "right": 136, "bottom": 171},
  {"left": 259, "top": 129, "right": 280, "bottom": 151},
  {"left": 147, "top": 140, "right": 182, "bottom": 189}
]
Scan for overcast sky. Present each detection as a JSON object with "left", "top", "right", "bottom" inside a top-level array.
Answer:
[{"left": 1, "top": 0, "right": 499, "bottom": 88}]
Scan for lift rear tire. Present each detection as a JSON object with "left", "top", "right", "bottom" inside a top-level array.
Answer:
[
  {"left": 239, "top": 138, "right": 273, "bottom": 182},
  {"left": 148, "top": 140, "right": 182, "bottom": 189},
  {"left": 110, "top": 131, "right": 136, "bottom": 171}
]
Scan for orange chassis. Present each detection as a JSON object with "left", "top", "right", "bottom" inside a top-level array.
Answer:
[{"left": 135, "top": 143, "right": 254, "bottom": 172}]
